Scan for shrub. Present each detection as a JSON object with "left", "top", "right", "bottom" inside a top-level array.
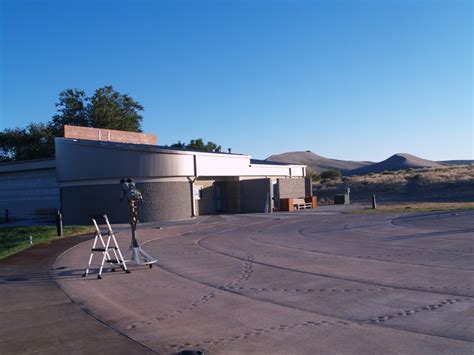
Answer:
[
  {"left": 321, "top": 169, "right": 342, "bottom": 181},
  {"left": 307, "top": 170, "right": 320, "bottom": 182}
]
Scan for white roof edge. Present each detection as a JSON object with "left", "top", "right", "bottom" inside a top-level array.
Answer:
[
  {"left": 0, "top": 159, "right": 56, "bottom": 173},
  {"left": 250, "top": 163, "right": 307, "bottom": 169},
  {"left": 55, "top": 137, "right": 252, "bottom": 159}
]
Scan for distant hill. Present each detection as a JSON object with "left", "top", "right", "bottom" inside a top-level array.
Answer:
[
  {"left": 265, "top": 151, "right": 372, "bottom": 174},
  {"left": 438, "top": 160, "right": 474, "bottom": 166},
  {"left": 350, "top": 153, "right": 443, "bottom": 175}
]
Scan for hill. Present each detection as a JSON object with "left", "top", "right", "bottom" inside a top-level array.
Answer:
[
  {"left": 350, "top": 153, "right": 443, "bottom": 175},
  {"left": 265, "top": 151, "right": 372, "bottom": 174}
]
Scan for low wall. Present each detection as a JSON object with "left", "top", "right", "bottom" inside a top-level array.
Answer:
[
  {"left": 277, "top": 178, "right": 306, "bottom": 199},
  {"left": 0, "top": 160, "right": 59, "bottom": 220},
  {"left": 61, "top": 181, "right": 192, "bottom": 225}
]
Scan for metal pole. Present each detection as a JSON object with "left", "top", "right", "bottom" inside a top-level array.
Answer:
[
  {"left": 56, "top": 210, "right": 63, "bottom": 237},
  {"left": 130, "top": 201, "right": 139, "bottom": 248},
  {"left": 372, "top": 195, "right": 377, "bottom": 209},
  {"left": 5, "top": 209, "right": 9, "bottom": 222}
]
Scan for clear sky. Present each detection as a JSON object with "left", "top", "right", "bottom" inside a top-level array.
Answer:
[{"left": 0, "top": 0, "right": 472, "bottom": 161}]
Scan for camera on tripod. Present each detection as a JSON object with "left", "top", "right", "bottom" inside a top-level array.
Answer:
[
  {"left": 119, "top": 178, "right": 157, "bottom": 267},
  {"left": 120, "top": 178, "right": 143, "bottom": 203}
]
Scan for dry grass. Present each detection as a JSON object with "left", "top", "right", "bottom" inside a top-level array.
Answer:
[
  {"left": 314, "top": 164, "right": 474, "bottom": 203},
  {"left": 349, "top": 164, "right": 474, "bottom": 185},
  {"left": 351, "top": 202, "right": 474, "bottom": 214}
]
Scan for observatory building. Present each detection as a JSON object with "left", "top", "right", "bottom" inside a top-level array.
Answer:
[{"left": 0, "top": 126, "right": 311, "bottom": 225}]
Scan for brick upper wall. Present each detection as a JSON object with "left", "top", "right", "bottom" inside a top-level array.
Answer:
[{"left": 63, "top": 125, "right": 157, "bottom": 145}]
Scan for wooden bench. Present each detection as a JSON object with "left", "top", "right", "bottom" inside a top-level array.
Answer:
[{"left": 293, "top": 198, "right": 313, "bottom": 210}]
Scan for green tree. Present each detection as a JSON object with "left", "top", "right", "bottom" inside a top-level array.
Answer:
[
  {"left": 306, "top": 169, "right": 320, "bottom": 182},
  {"left": 0, "top": 123, "right": 54, "bottom": 162},
  {"left": 87, "top": 86, "right": 143, "bottom": 132},
  {"left": 0, "top": 86, "right": 145, "bottom": 161},
  {"left": 320, "top": 169, "right": 342, "bottom": 181},
  {"left": 170, "top": 139, "right": 222, "bottom": 152},
  {"left": 187, "top": 139, "right": 206, "bottom": 150},
  {"left": 170, "top": 140, "right": 186, "bottom": 149},
  {"left": 202, "top": 140, "right": 222, "bottom": 153},
  {"left": 49, "top": 89, "right": 89, "bottom": 134}
]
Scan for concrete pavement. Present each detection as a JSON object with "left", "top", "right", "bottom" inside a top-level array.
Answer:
[
  {"left": 0, "top": 232, "right": 156, "bottom": 354},
  {"left": 53, "top": 210, "right": 473, "bottom": 354}
]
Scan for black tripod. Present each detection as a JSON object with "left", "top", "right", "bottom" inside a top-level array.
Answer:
[{"left": 121, "top": 178, "right": 157, "bottom": 267}]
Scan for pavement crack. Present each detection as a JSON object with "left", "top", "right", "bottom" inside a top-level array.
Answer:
[
  {"left": 167, "top": 318, "right": 355, "bottom": 352},
  {"left": 140, "top": 255, "right": 255, "bottom": 326},
  {"left": 223, "top": 286, "right": 391, "bottom": 294},
  {"left": 365, "top": 297, "right": 468, "bottom": 324},
  {"left": 224, "top": 254, "right": 254, "bottom": 288}
]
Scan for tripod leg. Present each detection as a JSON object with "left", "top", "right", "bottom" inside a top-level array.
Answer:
[{"left": 139, "top": 249, "right": 156, "bottom": 262}]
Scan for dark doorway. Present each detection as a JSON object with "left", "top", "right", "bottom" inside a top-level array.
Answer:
[{"left": 214, "top": 182, "right": 227, "bottom": 212}]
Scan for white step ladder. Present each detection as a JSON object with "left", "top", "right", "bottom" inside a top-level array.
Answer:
[{"left": 82, "top": 214, "right": 130, "bottom": 279}]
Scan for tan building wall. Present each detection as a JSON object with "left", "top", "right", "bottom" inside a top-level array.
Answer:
[
  {"left": 195, "top": 179, "right": 215, "bottom": 215},
  {"left": 195, "top": 176, "right": 279, "bottom": 215},
  {"left": 195, "top": 177, "right": 241, "bottom": 215}
]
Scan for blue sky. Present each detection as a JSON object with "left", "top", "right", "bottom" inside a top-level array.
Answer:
[{"left": 0, "top": 0, "right": 472, "bottom": 161}]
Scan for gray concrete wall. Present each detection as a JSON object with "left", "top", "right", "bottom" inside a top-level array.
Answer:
[
  {"left": 61, "top": 181, "right": 192, "bottom": 225},
  {"left": 277, "top": 178, "right": 306, "bottom": 199},
  {"left": 0, "top": 163, "right": 59, "bottom": 221},
  {"left": 240, "top": 178, "right": 271, "bottom": 213}
]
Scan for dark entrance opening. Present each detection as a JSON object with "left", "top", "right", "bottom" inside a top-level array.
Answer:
[{"left": 214, "top": 182, "right": 227, "bottom": 212}]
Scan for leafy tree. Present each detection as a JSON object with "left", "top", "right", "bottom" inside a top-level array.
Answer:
[
  {"left": 87, "top": 86, "right": 143, "bottom": 132},
  {"left": 49, "top": 89, "right": 88, "bottom": 134},
  {"left": 187, "top": 139, "right": 206, "bottom": 150},
  {"left": 0, "top": 123, "right": 55, "bottom": 162},
  {"left": 0, "top": 86, "right": 144, "bottom": 161},
  {"left": 320, "top": 169, "right": 342, "bottom": 181},
  {"left": 170, "top": 138, "right": 222, "bottom": 152},
  {"left": 202, "top": 140, "right": 221, "bottom": 153},
  {"left": 306, "top": 169, "right": 320, "bottom": 182},
  {"left": 170, "top": 140, "right": 186, "bottom": 149}
]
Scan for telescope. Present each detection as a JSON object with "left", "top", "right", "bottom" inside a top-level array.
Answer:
[
  {"left": 120, "top": 178, "right": 157, "bottom": 267},
  {"left": 120, "top": 178, "right": 143, "bottom": 203}
]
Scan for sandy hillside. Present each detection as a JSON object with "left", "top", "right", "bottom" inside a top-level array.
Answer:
[
  {"left": 314, "top": 164, "right": 474, "bottom": 204},
  {"left": 350, "top": 153, "right": 443, "bottom": 175},
  {"left": 266, "top": 151, "right": 372, "bottom": 173}
]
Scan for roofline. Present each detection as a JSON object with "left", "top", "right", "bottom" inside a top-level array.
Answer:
[
  {"left": 55, "top": 137, "right": 252, "bottom": 159},
  {"left": 0, "top": 158, "right": 56, "bottom": 173}
]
